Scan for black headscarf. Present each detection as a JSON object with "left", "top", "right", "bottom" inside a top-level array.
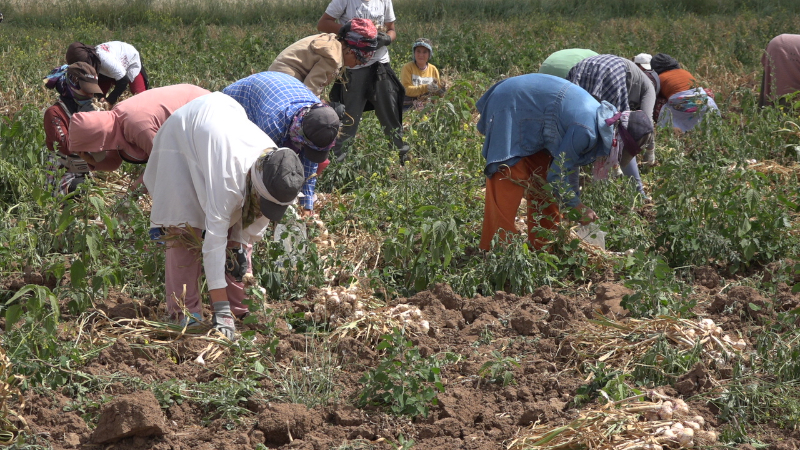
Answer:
[
  {"left": 650, "top": 53, "right": 681, "bottom": 75},
  {"left": 65, "top": 42, "right": 101, "bottom": 73}
]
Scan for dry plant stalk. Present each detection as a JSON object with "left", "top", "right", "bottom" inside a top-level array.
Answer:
[
  {"left": 0, "top": 345, "right": 27, "bottom": 444},
  {"left": 80, "top": 309, "right": 232, "bottom": 364},
  {"left": 571, "top": 315, "right": 746, "bottom": 373},
  {"left": 507, "top": 392, "right": 718, "bottom": 450}
]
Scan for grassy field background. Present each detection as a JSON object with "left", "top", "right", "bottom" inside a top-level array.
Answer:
[{"left": 1, "top": 1, "right": 800, "bottom": 448}]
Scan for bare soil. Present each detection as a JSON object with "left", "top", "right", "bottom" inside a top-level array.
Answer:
[{"left": 7, "top": 272, "right": 800, "bottom": 450}]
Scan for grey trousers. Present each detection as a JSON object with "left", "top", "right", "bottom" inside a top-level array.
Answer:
[{"left": 333, "top": 63, "right": 406, "bottom": 158}]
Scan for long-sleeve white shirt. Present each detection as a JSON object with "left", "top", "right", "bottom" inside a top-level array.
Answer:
[{"left": 144, "top": 92, "right": 275, "bottom": 290}]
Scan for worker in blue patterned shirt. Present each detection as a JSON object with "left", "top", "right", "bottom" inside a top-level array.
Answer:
[{"left": 223, "top": 72, "right": 340, "bottom": 217}]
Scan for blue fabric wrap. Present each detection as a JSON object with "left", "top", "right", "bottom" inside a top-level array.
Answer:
[{"left": 477, "top": 73, "right": 616, "bottom": 207}]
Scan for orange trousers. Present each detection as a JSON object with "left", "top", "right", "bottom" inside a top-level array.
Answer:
[{"left": 480, "top": 152, "right": 561, "bottom": 251}]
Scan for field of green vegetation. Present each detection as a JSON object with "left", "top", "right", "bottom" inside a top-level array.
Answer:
[{"left": 1, "top": 0, "right": 800, "bottom": 449}]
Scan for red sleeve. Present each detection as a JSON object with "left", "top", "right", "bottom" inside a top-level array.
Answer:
[{"left": 43, "top": 105, "right": 71, "bottom": 156}]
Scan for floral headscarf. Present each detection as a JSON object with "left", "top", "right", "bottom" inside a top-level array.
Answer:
[{"left": 288, "top": 103, "right": 338, "bottom": 152}]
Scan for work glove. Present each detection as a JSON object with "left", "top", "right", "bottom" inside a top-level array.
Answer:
[
  {"left": 225, "top": 246, "right": 249, "bottom": 282},
  {"left": 427, "top": 82, "right": 439, "bottom": 93},
  {"left": 376, "top": 32, "right": 392, "bottom": 49},
  {"left": 212, "top": 301, "right": 236, "bottom": 340},
  {"left": 329, "top": 101, "right": 346, "bottom": 120}
]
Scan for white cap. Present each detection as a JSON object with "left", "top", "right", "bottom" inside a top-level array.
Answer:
[{"left": 634, "top": 53, "right": 652, "bottom": 70}]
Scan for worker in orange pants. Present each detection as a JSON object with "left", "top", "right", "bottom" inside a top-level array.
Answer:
[{"left": 476, "top": 74, "right": 653, "bottom": 251}]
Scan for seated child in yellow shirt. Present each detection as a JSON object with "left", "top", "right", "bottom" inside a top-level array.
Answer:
[{"left": 401, "top": 38, "right": 445, "bottom": 111}]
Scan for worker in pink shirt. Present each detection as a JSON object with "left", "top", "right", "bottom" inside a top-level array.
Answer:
[{"left": 68, "top": 84, "right": 210, "bottom": 172}]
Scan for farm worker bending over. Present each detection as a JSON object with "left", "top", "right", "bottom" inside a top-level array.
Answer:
[
  {"left": 144, "top": 92, "right": 304, "bottom": 338},
  {"left": 268, "top": 18, "right": 378, "bottom": 98},
  {"left": 42, "top": 62, "right": 104, "bottom": 195},
  {"left": 68, "top": 84, "right": 210, "bottom": 174},
  {"left": 538, "top": 48, "right": 598, "bottom": 79},
  {"left": 318, "top": 0, "right": 411, "bottom": 165},
  {"left": 633, "top": 53, "right": 661, "bottom": 101},
  {"left": 477, "top": 74, "right": 653, "bottom": 251},
  {"left": 568, "top": 54, "right": 655, "bottom": 194},
  {"left": 66, "top": 41, "right": 149, "bottom": 105},
  {"left": 223, "top": 72, "right": 340, "bottom": 217},
  {"left": 759, "top": 34, "right": 800, "bottom": 107},
  {"left": 400, "top": 38, "right": 445, "bottom": 112},
  {"left": 650, "top": 53, "right": 718, "bottom": 133}
]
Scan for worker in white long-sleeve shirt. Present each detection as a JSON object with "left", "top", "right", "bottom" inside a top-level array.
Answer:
[{"left": 143, "top": 92, "right": 304, "bottom": 339}]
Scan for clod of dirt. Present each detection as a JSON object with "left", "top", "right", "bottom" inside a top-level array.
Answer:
[
  {"left": 709, "top": 286, "right": 771, "bottom": 319},
  {"left": 510, "top": 309, "right": 538, "bottom": 336},
  {"left": 107, "top": 302, "right": 151, "bottom": 319},
  {"left": 592, "top": 283, "right": 632, "bottom": 318},
  {"left": 334, "top": 337, "right": 376, "bottom": 363},
  {"left": 461, "top": 296, "right": 502, "bottom": 323},
  {"left": 776, "top": 283, "right": 800, "bottom": 311},
  {"left": 91, "top": 391, "right": 167, "bottom": 444},
  {"left": 693, "top": 266, "right": 721, "bottom": 289},
  {"left": 437, "top": 387, "right": 488, "bottom": 425},
  {"left": 518, "top": 399, "right": 564, "bottom": 425},
  {"left": 331, "top": 405, "right": 364, "bottom": 426},
  {"left": 96, "top": 337, "right": 137, "bottom": 366},
  {"left": 675, "top": 363, "right": 714, "bottom": 396},
  {"left": 63, "top": 432, "right": 81, "bottom": 448},
  {"left": 547, "top": 296, "right": 579, "bottom": 322},
  {"left": 433, "top": 283, "right": 465, "bottom": 310},
  {"left": 254, "top": 403, "right": 323, "bottom": 446},
  {"left": 532, "top": 285, "right": 557, "bottom": 304}
]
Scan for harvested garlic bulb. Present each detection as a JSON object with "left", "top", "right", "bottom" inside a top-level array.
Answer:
[
  {"left": 661, "top": 429, "right": 677, "bottom": 440},
  {"left": 677, "top": 427, "right": 694, "bottom": 447},
  {"left": 699, "top": 319, "right": 715, "bottom": 331},
  {"left": 695, "top": 430, "right": 718, "bottom": 443},
  {"left": 420, "top": 320, "right": 430, "bottom": 333},
  {"left": 683, "top": 421, "right": 701, "bottom": 430},
  {"left": 659, "top": 404, "right": 674, "bottom": 420},
  {"left": 691, "top": 415, "right": 705, "bottom": 427},
  {"left": 674, "top": 398, "right": 689, "bottom": 416}
]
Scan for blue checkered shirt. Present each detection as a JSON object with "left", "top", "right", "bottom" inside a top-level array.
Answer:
[
  {"left": 223, "top": 72, "right": 321, "bottom": 210},
  {"left": 567, "top": 54, "right": 629, "bottom": 112}
]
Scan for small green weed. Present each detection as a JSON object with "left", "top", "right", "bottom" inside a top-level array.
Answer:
[
  {"left": 478, "top": 350, "right": 519, "bottom": 387},
  {"left": 573, "top": 362, "right": 636, "bottom": 407},
  {"left": 357, "top": 328, "right": 459, "bottom": 418},
  {"left": 632, "top": 335, "right": 703, "bottom": 386}
]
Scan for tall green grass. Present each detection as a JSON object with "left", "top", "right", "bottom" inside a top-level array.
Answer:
[{"left": 2, "top": 0, "right": 800, "bottom": 27}]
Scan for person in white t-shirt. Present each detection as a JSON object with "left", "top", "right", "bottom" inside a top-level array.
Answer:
[
  {"left": 317, "top": 0, "right": 411, "bottom": 165},
  {"left": 143, "top": 92, "right": 305, "bottom": 339},
  {"left": 66, "top": 41, "right": 149, "bottom": 105}
]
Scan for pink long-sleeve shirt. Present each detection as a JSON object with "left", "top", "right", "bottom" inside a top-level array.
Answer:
[{"left": 68, "top": 84, "right": 210, "bottom": 171}]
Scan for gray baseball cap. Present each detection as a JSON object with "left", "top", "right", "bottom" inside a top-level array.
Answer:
[{"left": 258, "top": 148, "right": 305, "bottom": 222}]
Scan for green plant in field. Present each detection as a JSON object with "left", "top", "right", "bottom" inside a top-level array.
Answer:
[
  {"left": 478, "top": 350, "right": 519, "bottom": 387},
  {"left": 573, "top": 362, "right": 637, "bottom": 407},
  {"left": 620, "top": 253, "right": 695, "bottom": 317},
  {"left": 357, "top": 328, "right": 459, "bottom": 418},
  {"left": 253, "top": 223, "right": 325, "bottom": 302},
  {"left": 382, "top": 216, "right": 460, "bottom": 293},
  {"left": 388, "top": 434, "right": 415, "bottom": 450},
  {"left": 632, "top": 335, "right": 703, "bottom": 387}
]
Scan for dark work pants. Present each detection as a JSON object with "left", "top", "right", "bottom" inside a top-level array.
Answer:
[{"left": 334, "top": 63, "right": 406, "bottom": 158}]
